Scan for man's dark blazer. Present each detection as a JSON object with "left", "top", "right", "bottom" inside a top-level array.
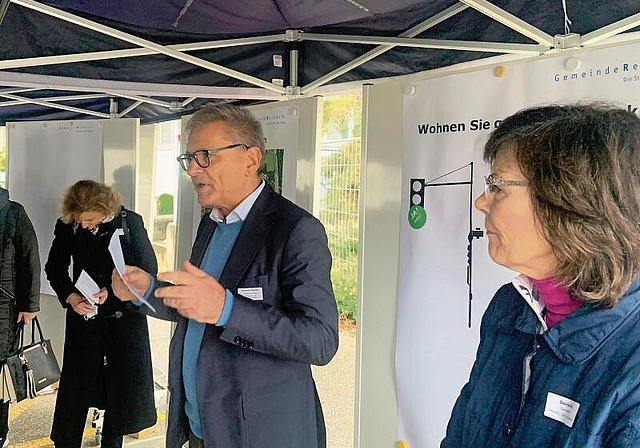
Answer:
[{"left": 149, "top": 183, "right": 339, "bottom": 448}]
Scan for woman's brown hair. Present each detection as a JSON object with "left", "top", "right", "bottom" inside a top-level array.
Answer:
[{"left": 484, "top": 103, "right": 640, "bottom": 307}]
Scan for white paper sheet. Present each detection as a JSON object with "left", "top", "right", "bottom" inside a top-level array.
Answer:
[
  {"left": 108, "top": 229, "right": 156, "bottom": 312},
  {"left": 75, "top": 270, "right": 100, "bottom": 306},
  {"left": 74, "top": 270, "right": 99, "bottom": 319}
]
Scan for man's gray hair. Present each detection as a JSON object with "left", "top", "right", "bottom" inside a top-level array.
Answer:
[{"left": 185, "top": 103, "right": 266, "bottom": 173}]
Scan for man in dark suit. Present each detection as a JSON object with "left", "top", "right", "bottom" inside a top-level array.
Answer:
[{"left": 112, "top": 103, "right": 339, "bottom": 448}]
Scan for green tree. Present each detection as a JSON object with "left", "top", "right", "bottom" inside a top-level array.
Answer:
[
  {"left": 322, "top": 91, "right": 362, "bottom": 138},
  {"left": 319, "top": 91, "right": 362, "bottom": 322}
]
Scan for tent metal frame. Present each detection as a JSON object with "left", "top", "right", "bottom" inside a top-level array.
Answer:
[{"left": 1, "top": 0, "right": 640, "bottom": 120}]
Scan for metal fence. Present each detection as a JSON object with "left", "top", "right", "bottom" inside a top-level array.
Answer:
[{"left": 318, "top": 137, "right": 361, "bottom": 320}]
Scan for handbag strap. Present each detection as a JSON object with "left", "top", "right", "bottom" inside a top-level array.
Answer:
[
  {"left": 13, "top": 321, "right": 24, "bottom": 353},
  {"left": 120, "top": 207, "right": 131, "bottom": 246},
  {"left": 13, "top": 316, "right": 45, "bottom": 353},
  {"left": 30, "top": 316, "right": 45, "bottom": 344}
]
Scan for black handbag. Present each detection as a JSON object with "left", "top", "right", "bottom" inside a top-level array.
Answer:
[
  {"left": 1, "top": 316, "right": 60, "bottom": 402},
  {"left": 2, "top": 347, "right": 26, "bottom": 402}
]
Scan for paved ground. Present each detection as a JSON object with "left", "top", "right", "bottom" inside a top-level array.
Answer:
[
  {"left": 7, "top": 320, "right": 355, "bottom": 448},
  {"left": 8, "top": 318, "right": 173, "bottom": 448},
  {"left": 314, "top": 322, "right": 356, "bottom": 448}
]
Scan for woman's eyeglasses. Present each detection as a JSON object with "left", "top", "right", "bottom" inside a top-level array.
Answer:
[
  {"left": 483, "top": 174, "right": 529, "bottom": 199},
  {"left": 176, "top": 143, "right": 248, "bottom": 171}
]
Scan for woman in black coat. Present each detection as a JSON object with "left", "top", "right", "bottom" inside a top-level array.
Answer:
[
  {"left": 0, "top": 187, "right": 40, "bottom": 446},
  {"left": 45, "top": 180, "right": 157, "bottom": 448}
]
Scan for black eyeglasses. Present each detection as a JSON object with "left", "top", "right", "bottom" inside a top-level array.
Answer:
[{"left": 176, "top": 143, "right": 248, "bottom": 171}]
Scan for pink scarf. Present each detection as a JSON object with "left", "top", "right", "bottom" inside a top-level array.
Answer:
[{"left": 528, "top": 277, "right": 582, "bottom": 328}]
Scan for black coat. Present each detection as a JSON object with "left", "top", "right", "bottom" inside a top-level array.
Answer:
[
  {"left": 45, "top": 208, "right": 158, "bottom": 445},
  {"left": 0, "top": 188, "right": 40, "bottom": 358}
]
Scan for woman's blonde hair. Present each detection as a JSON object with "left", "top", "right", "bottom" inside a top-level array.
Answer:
[
  {"left": 484, "top": 103, "right": 640, "bottom": 307},
  {"left": 60, "top": 179, "right": 121, "bottom": 225}
]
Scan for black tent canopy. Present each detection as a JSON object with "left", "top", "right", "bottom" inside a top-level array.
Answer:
[{"left": 0, "top": 0, "right": 639, "bottom": 124}]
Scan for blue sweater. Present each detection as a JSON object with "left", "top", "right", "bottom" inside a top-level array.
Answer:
[
  {"left": 183, "top": 220, "right": 243, "bottom": 438},
  {"left": 442, "top": 277, "right": 640, "bottom": 448}
]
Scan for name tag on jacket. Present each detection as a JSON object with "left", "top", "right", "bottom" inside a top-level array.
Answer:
[
  {"left": 237, "top": 287, "right": 264, "bottom": 301},
  {"left": 544, "top": 392, "right": 580, "bottom": 427}
]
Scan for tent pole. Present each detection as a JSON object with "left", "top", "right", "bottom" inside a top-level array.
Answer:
[
  {"left": 0, "top": 71, "right": 283, "bottom": 101},
  {"left": 460, "top": 0, "right": 554, "bottom": 46},
  {"left": 0, "top": 91, "right": 110, "bottom": 118},
  {"left": 109, "top": 98, "right": 118, "bottom": 118},
  {"left": 10, "top": 0, "right": 286, "bottom": 94},
  {"left": 581, "top": 12, "right": 640, "bottom": 46},
  {"left": 289, "top": 49, "right": 299, "bottom": 89},
  {"left": 0, "top": 35, "right": 284, "bottom": 70},
  {"left": 301, "top": 3, "right": 469, "bottom": 94},
  {"left": 118, "top": 101, "right": 143, "bottom": 118}
]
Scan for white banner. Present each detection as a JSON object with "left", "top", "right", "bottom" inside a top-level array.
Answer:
[{"left": 397, "top": 42, "right": 640, "bottom": 447}]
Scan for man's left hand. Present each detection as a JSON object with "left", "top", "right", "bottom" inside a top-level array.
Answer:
[{"left": 156, "top": 260, "right": 226, "bottom": 324}]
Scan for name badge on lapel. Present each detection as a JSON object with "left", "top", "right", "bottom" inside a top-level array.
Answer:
[
  {"left": 237, "top": 287, "right": 264, "bottom": 301},
  {"left": 544, "top": 392, "right": 580, "bottom": 428}
]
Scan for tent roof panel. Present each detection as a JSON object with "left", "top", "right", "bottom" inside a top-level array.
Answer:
[
  {"left": 1, "top": 0, "right": 639, "bottom": 123},
  {"left": 42, "top": 0, "right": 429, "bottom": 33}
]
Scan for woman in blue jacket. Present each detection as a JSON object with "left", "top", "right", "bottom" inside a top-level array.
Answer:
[{"left": 442, "top": 103, "right": 640, "bottom": 448}]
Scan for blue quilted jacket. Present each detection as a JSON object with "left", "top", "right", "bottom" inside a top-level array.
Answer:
[{"left": 442, "top": 278, "right": 640, "bottom": 448}]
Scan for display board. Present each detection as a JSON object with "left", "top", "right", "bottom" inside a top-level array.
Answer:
[
  {"left": 250, "top": 106, "right": 298, "bottom": 200},
  {"left": 7, "top": 120, "right": 103, "bottom": 296},
  {"left": 7, "top": 119, "right": 138, "bottom": 296},
  {"left": 249, "top": 98, "right": 322, "bottom": 213}
]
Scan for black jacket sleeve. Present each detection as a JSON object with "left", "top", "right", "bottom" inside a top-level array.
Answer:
[
  {"left": 123, "top": 211, "right": 158, "bottom": 275},
  {"left": 44, "top": 219, "right": 76, "bottom": 308},
  {"left": 14, "top": 204, "right": 41, "bottom": 312}
]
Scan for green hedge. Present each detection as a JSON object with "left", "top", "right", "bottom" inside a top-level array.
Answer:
[{"left": 157, "top": 193, "right": 174, "bottom": 215}]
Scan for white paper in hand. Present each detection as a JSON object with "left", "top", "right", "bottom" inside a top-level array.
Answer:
[
  {"left": 75, "top": 270, "right": 100, "bottom": 306},
  {"left": 109, "top": 229, "right": 156, "bottom": 312}
]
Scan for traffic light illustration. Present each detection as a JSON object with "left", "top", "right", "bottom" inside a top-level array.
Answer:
[{"left": 411, "top": 162, "right": 484, "bottom": 328}]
